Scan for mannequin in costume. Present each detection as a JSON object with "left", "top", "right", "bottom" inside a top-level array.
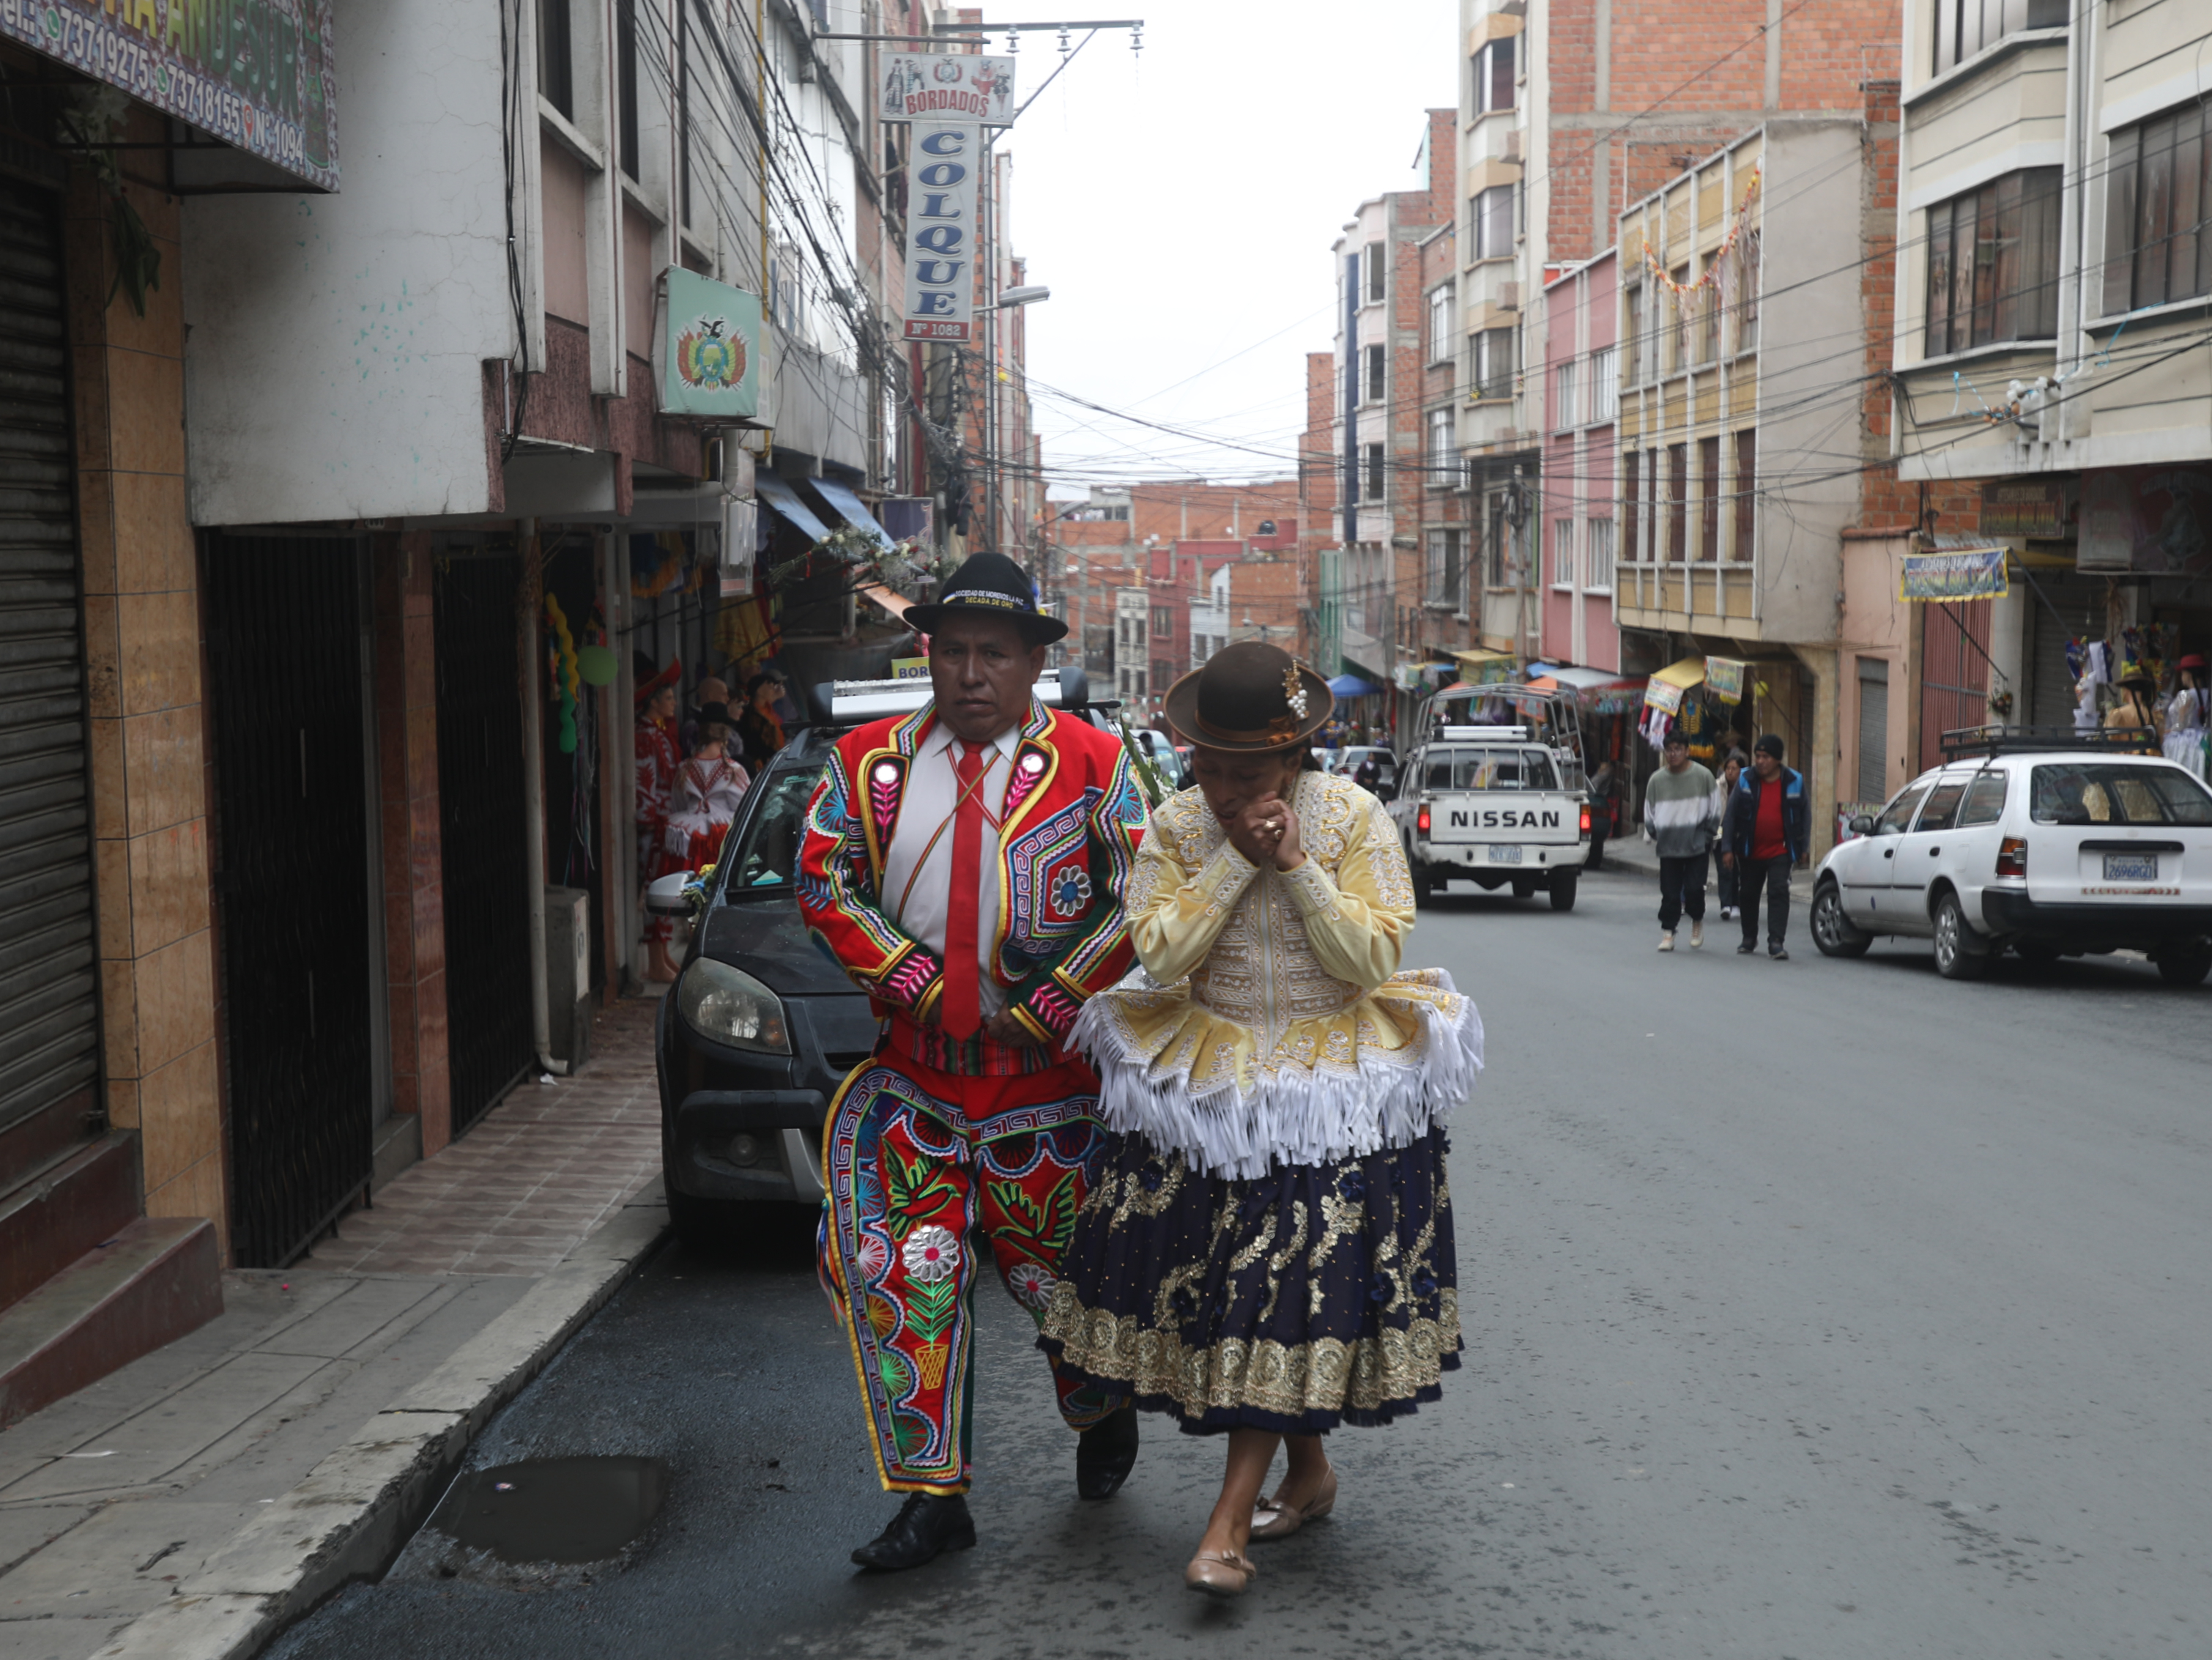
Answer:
[
  {"left": 1041, "top": 642, "right": 1482, "bottom": 1599},
  {"left": 665, "top": 703, "right": 751, "bottom": 871},
  {"left": 2164, "top": 655, "right": 2208, "bottom": 779},
  {"left": 634, "top": 656, "right": 683, "bottom": 982},
  {"left": 798, "top": 554, "right": 1149, "bottom": 1573}
]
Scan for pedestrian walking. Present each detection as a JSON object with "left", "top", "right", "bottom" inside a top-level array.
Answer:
[
  {"left": 1714, "top": 750, "right": 1747, "bottom": 919},
  {"left": 1041, "top": 642, "right": 1482, "bottom": 1601},
  {"left": 1586, "top": 760, "right": 1617, "bottom": 870},
  {"left": 796, "top": 554, "right": 1148, "bottom": 1574},
  {"left": 1642, "top": 729, "right": 1723, "bottom": 951},
  {"left": 1722, "top": 734, "right": 1808, "bottom": 960}
]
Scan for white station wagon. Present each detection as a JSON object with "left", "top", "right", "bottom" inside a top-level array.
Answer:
[{"left": 1810, "top": 735, "right": 2212, "bottom": 983}]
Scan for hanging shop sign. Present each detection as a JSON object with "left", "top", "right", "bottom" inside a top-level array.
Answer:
[
  {"left": 0, "top": 0, "right": 340, "bottom": 190},
  {"left": 660, "top": 267, "right": 761, "bottom": 419},
  {"left": 902, "top": 124, "right": 979, "bottom": 341},
  {"left": 1644, "top": 678, "right": 1685, "bottom": 717},
  {"left": 2079, "top": 465, "right": 2212, "bottom": 574},
  {"left": 879, "top": 53, "right": 1016, "bottom": 125},
  {"left": 1899, "top": 546, "right": 2008, "bottom": 601},
  {"left": 1703, "top": 656, "right": 1746, "bottom": 703},
  {"left": 1981, "top": 476, "right": 2075, "bottom": 540}
]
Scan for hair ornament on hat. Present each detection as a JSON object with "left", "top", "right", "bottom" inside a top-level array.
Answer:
[
  {"left": 1283, "top": 664, "right": 1309, "bottom": 719},
  {"left": 1162, "top": 640, "right": 1335, "bottom": 754}
]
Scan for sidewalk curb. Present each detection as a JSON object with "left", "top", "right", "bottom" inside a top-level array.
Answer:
[{"left": 87, "top": 1182, "right": 672, "bottom": 1660}]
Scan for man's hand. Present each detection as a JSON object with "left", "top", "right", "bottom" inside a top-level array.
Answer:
[
  {"left": 984, "top": 1009, "right": 1046, "bottom": 1048},
  {"left": 1720, "top": 851, "right": 1734, "bottom": 868}
]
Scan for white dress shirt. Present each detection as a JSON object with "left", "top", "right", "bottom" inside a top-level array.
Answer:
[{"left": 880, "top": 717, "right": 1022, "bottom": 1017}]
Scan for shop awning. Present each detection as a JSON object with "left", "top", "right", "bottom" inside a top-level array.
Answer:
[
  {"left": 1651, "top": 656, "right": 1707, "bottom": 691},
  {"left": 1328, "top": 673, "right": 1384, "bottom": 697},
  {"left": 809, "top": 478, "right": 900, "bottom": 553},
  {"left": 755, "top": 472, "right": 835, "bottom": 543}
]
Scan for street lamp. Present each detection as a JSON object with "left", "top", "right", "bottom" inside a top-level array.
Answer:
[
  {"left": 984, "top": 284, "right": 1051, "bottom": 311},
  {"left": 980, "top": 286, "right": 1048, "bottom": 557}
]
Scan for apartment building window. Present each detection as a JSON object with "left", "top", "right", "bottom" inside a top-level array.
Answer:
[
  {"left": 1591, "top": 347, "right": 1619, "bottom": 420},
  {"left": 1621, "top": 452, "right": 1641, "bottom": 561},
  {"left": 1694, "top": 283, "right": 1718, "bottom": 365},
  {"left": 2102, "top": 103, "right": 2212, "bottom": 316},
  {"left": 1472, "top": 327, "right": 1515, "bottom": 399},
  {"left": 538, "top": 0, "right": 574, "bottom": 119},
  {"left": 1554, "top": 359, "right": 1577, "bottom": 430},
  {"left": 1585, "top": 517, "right": 1616, "bottom": 590},
  {"left": 1151, "top": 658, "right": 1176, "bottom": 691},
  {"left": 1668, "top": 267, "right": 1690, "bottom": 370},
  {"left": 1552, "top": 519, "right": 1576, "bottom": 588},
  {"left": 1364, "top": 343, "right": 1387, "bottom": 404},
  {"left": 1935, "top": 0, "right": 2065, "bottom": 75},
  {"left": 1474, "top": 185, "right": 1515, "bottom": 260},
  {"left": 1427, "top": 407, "right": 1455, "bottom": 481},
  {"left": 1364, "top": 242, "right": 1386, "bottom": 303},
  {"left": 1485, "top": 510, "right": 1509, "bottom": 588},
  {"left": 1734, "top": 231, "right": 1761, "bottom": 353},
  {"left": 1428, "top": 284, "right": 1455, "bottom": 363},
  {"left": 1698, "top": 436, "right": 1721, "bottom": 561},
  {"left": 1151, "top": 607, "right": 1174, "bottom": 637},
  {"left": 1734, "top": 429, "right": 1757, "bottom": 562},
  {"left": 1924, "top": 167, "right": 2061, "bottom": 355},
  {"left": 1426, "top": 528, "right": 1463, "bottom": 607},
  {"left": 1624, "top": 283, "right": 1646, "bottom": 382},
  {"left": 1473, "top": 36, "right": 1515, "bottom": 114},
  {"left": 616, "top": 0, "right": 640, "bottom": 179},
  {"left": 1664, "top": 443, "right": 1687, "bottom": 563},
  {"left": 1365, "top": 442, "right": 1387, "bottom": 502}
]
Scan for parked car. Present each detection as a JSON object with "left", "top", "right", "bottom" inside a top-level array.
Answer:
[
  {"left": 652, "top": 670, "right": 1098, "bottom": 1244},
  {"left": 1389, "top": 725, "right": 1589, "bottom": 910},
  {"left": 1131, "top": 727, "right": 1192, "bottom": 790},
  {"left": 1809, "top": 738, "right": 2212, "bottom": 982}
]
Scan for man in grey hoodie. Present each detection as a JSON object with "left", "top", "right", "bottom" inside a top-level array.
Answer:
[{"left": 1641, "top": 729, "right": 1724, "bottom": 951}]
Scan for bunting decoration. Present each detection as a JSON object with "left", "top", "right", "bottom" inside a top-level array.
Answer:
[{"left": 1641, "top": 163, "right": 1762, "bottom": 329}]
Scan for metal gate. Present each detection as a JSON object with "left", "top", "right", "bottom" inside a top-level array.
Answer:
[
  {"left": 0, "top": 178, "right": 99, "bottom": 1142},
  {"left": 434, "top": 554, "right": 534, "bottom": 1135},
  {"left": 203, "top": 536, "right": 376, "bottom": 1267},
  {"left": 1920, "top": 599, "right": 1992, "bottom": 770}
]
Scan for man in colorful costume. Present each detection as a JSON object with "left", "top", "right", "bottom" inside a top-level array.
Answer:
[{"left": 797, "top": 553, "right": 1149, "bottom": 1571}]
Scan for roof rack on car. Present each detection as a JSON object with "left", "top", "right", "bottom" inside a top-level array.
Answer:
[{"left": 1937, "top": 724, "right": 2159, "bottom": 760}]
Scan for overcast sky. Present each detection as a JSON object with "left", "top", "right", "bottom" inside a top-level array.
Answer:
[{"left": 982, "top": 1, "right": 1458, "bottom": 495}]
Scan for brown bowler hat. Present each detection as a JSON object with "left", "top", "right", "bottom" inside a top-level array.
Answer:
[{"left": 1162, "top": 641, "right": 1335, "bottom": 753}]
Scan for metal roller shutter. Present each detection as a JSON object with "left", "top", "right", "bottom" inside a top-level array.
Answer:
[
  {"left": 1855, "top": 659, "right": 1888, "bottom": 804},
  {"left": 0, "top": 179, "right": 97, "bottom": 1138},
  {"left": 2027, "top": 573, "right": 2109, "bottom": 728}
]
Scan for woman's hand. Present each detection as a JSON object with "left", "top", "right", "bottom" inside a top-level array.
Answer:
[{"left": 1228, "top": 795, "right": 1305, "bottom": 872}]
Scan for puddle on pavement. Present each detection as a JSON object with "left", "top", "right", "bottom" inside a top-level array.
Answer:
[{"left": 412, "top": 1456, "right": 669, "bottom": 1585}]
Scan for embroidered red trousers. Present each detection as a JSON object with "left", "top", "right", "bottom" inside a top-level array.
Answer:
[{"left": 818, "top": 1048, "right": 1124, "bottom": 1495}]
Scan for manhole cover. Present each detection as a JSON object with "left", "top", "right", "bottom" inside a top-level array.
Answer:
[{"left": 431, "top": 1456, "right": 669, "bottom": 1565}]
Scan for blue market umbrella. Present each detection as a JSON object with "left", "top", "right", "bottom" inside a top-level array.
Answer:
[{"left": 1328, "top": 673, "right": 1384, "bottom": 698}]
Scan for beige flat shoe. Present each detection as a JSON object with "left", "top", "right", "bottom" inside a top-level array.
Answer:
[
  {"left": 1250, "top": 1465, "right": 1337, "bottom": 1541},
  {"left": 1184, "top": 1548, "right": 1258, "bottom": 1598}
]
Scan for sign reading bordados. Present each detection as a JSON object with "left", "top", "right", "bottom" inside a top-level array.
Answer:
[
  {"left": 902, "top": 123, "right": 978, "bottom": 342},
  {"left": 659, "top": 267, "right": 760, "bottom": 419},
  {"left": 1899, "top": 546, "right": 2008, "bottom": 601},
  {"left": 880, "top": 53, "right": 1015, "bottom": 125},
  {"left": 0, "top": 0, "right": 339, "bottom": 191}
]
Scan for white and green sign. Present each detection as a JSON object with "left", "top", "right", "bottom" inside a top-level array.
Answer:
[{"left": 659, "top": 267, "right": 760, "bottom": 420}]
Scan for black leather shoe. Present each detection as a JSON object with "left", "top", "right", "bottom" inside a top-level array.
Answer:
[
  {"left": 1076, "top": 1403, "right": 1140, "bottom": 1500},
  {"left": 1769, "top": 943, "right": 1789, "bottom": 960},
  {"left": 850, "top": 1493, "right": 977, "bottom": 1571},
  {"left": 1736, "top": 940, "right": 1756, "bottom": 955}
]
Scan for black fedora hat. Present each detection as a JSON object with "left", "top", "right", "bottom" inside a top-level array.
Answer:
[
  {"left": 1162, "top": 641, "right": 1335, "bottom": 753},
  {"left": 905, "top": 552, "right": 1067, "bottom": 644}
]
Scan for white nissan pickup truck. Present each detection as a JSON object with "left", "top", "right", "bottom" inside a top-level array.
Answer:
[{"left": 1389, "top": 725, "right": 1592, "bottom": 910}]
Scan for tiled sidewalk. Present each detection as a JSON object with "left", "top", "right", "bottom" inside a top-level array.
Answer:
[{"left": 305, "top": 993, "right": 665, "bottom": 1277}]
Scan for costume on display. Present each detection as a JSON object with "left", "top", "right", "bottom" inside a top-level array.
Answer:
[
  {"left": 1041, "top": 645, "right": 1482, "bottom": 1436},
  {"left": 634, "top": 657, "right": 681, "bottom": 945},
  {"left": 2164, "top": 655, "right": 2208, "bottom": 779},
  {"left": 665, "top": 752, "right": 750, "bottom": 870},
  {"left": 797, "top": 555, "right": 1149, "bottom": 1505}
]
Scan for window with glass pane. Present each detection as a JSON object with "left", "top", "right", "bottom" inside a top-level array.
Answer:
[
  {"left": 1474, "top": 327, "right": 1514, "bottom": 398},
  {"left": 1935, "top": 0, "right": 2066, "bottom": 75},
  {"left": 1698, "top": 436, "right": 1721, "bottom": 560},
  {"left": 1621, "top": 452, "right": 1641, "bottom": 562},
  {"left": 1736, "top": 231, "right": 1761, "bottom": 352},
  {"left": 1874, "top": 781, "right": 1931, "bottom": 834},
  {"left": 1426, "top": 529, "right": 1463, "bottom": 605},
  {"left": 1365, "top": 443, "right": 1387, "bottom": 501},
  {"left": 1428, "top": 284, "right": 1455, "bottom": 363},
  {"left": 1669, "top": 269, "right": 1689, "bottom": 369},
  {"left": 1586, "top": 518, "right": 1615, "bottom": 590},
  {"left": 2031, "top": 763, "right": 2212, "bottom": 824},
  {"left": 2101, "top": 104, "right": 2211, "bottom": 316},
  {"left": 1475, "top": 36, "right": 1516, "bottom": 114},
  {"left": 1365, "top": 242, "right": 1386, "bottom": 303},
  {"left": 1592, "top": 347, "right": 1619, "bottom": 420},
  {"left": 1695, "top": 281, "right": 1718, "bottom": 364},
  {"left": 1428, "top": 407, "right": 1454, "bottom": 480},
  {"left": 1365, "top": 344, "right": 1386, "bottom": 404},
  {"left": 1665, "top": 443, "right": 1687, "bottom": 562},
  {"left": 1554, "top": 360, "right": 1577, "bottom": 429},
  {"left": 1957, "top": 770, "right": 2008, "bottom": 826},
  {"left": 1925, "top": 168, "right": 2060, "bottom": 354},
  {"left": 1733, "top": 429, "right": 1756, "bottom": 562},
  {"left": 1625, "top": 284, "right": 1645, "bottom": 381},
  {"left": 1552, "top": 519, "right": 1576, "bottom": 587},
  {"left": 1476, "top": 186, "right": 1515, "bottom": 259}
]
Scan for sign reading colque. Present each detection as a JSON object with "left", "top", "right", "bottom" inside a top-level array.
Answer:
[{"left": 901, "top": 123, "right": 979, "bottom": 342}]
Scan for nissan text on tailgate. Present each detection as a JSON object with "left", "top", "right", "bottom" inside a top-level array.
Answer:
[{"left": 1392, "top": 726, "right": 1592, "bottom": 911}]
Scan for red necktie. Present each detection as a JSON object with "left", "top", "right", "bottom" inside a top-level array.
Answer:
[{"left": 942, "top": 745, "right": 985, "bottom": 1038}]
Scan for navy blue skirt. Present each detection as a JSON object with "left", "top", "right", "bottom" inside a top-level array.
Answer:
[{"left": 1037, "top": 1125, "right": 1459, "bottom": 1435}]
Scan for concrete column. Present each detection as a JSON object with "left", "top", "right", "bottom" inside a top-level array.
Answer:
[
  {"left": 371, "top": 534, "right": 453, "bottom": 1158},
  {"left": 68, "top": 169, "right": 226, "bottom": 1256}
]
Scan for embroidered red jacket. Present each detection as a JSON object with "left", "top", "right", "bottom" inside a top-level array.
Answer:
[{"left": 796, "top": 700, "right": 1146, "bottom": 1044}]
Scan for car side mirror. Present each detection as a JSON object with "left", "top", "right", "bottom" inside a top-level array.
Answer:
[
  {"left": 1849, "top": 814, "right": 1875, "bottom": 836},
  {"left": 646, "top": 870, "right": 697, "bottom": 916}
]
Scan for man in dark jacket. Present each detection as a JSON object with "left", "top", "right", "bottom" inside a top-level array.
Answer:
[{"left": 1721, "top": 733, "right": 1808, "bottom": 960}]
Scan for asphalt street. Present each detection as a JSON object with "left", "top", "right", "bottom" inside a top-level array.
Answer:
[{"left": 266, "top": 862, "right": 2212, "bottom": 1659}]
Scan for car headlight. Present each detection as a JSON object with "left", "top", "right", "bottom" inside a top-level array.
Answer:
[{"left": 678, "top": 958, "right": 791, "bottom": 1053}]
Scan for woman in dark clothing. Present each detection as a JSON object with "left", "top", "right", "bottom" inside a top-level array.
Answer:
[{"left": 735, "top": 670, "right": 790, "bottom": 772}]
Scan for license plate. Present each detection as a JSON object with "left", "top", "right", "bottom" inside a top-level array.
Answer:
[
  {"left": 2103, "top": 853, "right": 2158, "bottom": 881},
  {"left": 1487, "top": 845, "right": 1523, "bottom": 864}
]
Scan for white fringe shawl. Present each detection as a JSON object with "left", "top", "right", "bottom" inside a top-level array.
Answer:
[{"left": 1070, "top": 980, "right": 1484, "bottom": 1181}]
